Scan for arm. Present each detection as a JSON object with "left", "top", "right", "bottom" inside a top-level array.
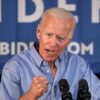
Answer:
[
  {"left": 0, "top": 60, "right": 48, "bottom": 100},
  {"left": 19, "top": 76, "right": 48, "bottom": 100},
  {"left": 0, "top": 61, "right": 21, "bottom": 100},
  {"left": 19, "top": 90, "right": 37, "bottom": 100}
]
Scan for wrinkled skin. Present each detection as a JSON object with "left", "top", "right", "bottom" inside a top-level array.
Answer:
[{"left": 37, "top": 14, "right": 74, "bottom": 62}]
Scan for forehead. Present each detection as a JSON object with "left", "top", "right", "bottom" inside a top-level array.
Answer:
[{"left": 41, "top": 14, "right": 74, "bottom": 33}]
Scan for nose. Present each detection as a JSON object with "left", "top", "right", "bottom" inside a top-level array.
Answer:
[{"left": 50, "top": 37, "right": 57, "bottom": 47}]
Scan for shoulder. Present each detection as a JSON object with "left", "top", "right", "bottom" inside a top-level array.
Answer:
[
  {"left": 64, "top": 48, "right": 85, "bottom": 61},
  {"left": 2, "top": 48, "right": 31, "bottom": 72},
  {"left": 63, "top": 47, "right": 88, "bottom": 68}
]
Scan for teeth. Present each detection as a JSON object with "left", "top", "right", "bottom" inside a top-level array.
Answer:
[
  {"left": 46, "top": 49, "right": 55, "bottom": 54},
  {"left": 48, "top": 50, "right": 54, "bottom": 52}
]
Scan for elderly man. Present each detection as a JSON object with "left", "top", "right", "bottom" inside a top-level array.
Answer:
[{"left": 0, "top": 8, "right": 100, "bottom": 100}]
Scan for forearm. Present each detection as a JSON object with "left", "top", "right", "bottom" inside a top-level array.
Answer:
[{"left": 19, "top": 91, "right": 37, "bottom": 100}]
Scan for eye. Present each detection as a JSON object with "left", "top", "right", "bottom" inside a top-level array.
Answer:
[
  {"left": 46, "top": 33, "right": 52, "bottom": 37},
  {"left": 57, "top": 36, "right": 65, "bottom": 42}
]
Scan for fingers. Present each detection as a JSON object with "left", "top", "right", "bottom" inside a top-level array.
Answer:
[
  {"left": 34, "top": 76, "right": 48, "bottom": 84},
  {"left": 32, "top": 76, "right": 49, "bottom": 95}
]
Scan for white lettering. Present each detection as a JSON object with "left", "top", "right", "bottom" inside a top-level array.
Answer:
[
  {"left": 81, "top": 43, "right": 94, "bottom": 55},
  {"left": 29, "top": 42, "right": 34, "bottom": 47},
  {"left": 0, "top": 42, "right": 94, "bottom": 55},
  {"left": 0, "top": 42, "right": 9, "bottom": 55},
  {"left": 17, "top": 42, "right": 28, "bottom": 54},
  {"left": 68, "top": 42, "right": 94, "bottom": 55},
  {"left": 58, "top": 0, "right": 78, "bottom": 22},
  {"left": 68, "top": 42, "right": 80, "bottom": 54},
  {"left": 92, "top": 0, "right": 100, "bottom": 23},
  {"left": 11, "top": 42, "right": 15, "bottom": 55},
  {"left": 18, "top": 0, "right": 44, "bottom": 23}
]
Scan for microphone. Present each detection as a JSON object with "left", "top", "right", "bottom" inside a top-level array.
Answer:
[
  {"left": 77, "top": 79, "right": 91, "bottom": 100},
  {"left": 59, "top": 79, "right": 73, "bottom": 100}
]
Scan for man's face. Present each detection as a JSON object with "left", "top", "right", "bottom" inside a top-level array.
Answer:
[{"left": 37, "top": 15, "right": 74, "bottom": 62}]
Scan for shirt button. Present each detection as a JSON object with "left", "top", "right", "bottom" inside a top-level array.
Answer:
[
  {"left": 43, "top": 61, "right": 48, "bottom": 66},
  {"left": 47, "top": 70, "right": 50, "bottom": 73}
]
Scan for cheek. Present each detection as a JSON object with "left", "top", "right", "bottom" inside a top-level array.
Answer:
[
  {"left": 40, "top": 38, "right": 49, "bottom": 49},
  {"left": 42, "top": 38, "right": 50, "bottom": 46},
  {"left": 57, "top": 46, "right": 64, "bottom": 52},
  {"left": 39, "top": 34, "right": 46, "bottom": 44},
  {"left": 58, "top": 43, "right": 67, "bottom": 51}
]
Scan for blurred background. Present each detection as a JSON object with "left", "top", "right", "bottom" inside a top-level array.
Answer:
[{"left": 0, "top": 0, "right": 100, "bottom": 80}]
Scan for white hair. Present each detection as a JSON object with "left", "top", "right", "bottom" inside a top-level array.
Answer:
[
  {"left": 40, "top": 7, "right": 76, "bottom": 25},
  {"left": 39, "top": 7, "right": 76, "bottom": 39}
]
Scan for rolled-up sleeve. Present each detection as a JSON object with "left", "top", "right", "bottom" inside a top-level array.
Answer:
[{"left": 0, "top": 60, "right": 21, "bottom": 100}]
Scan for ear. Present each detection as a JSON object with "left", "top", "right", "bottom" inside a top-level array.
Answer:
[
  {"left": 36, "top": 25, "right": 41, "bottom": 40},
  {"left": 66, "top": 38, "right": 71, "bottom": 46},
  {"left": 66, "top": 32, "right": 73, "bottom": 46}
]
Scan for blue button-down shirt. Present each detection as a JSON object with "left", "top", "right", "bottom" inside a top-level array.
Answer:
[{"left": 0, "top": 45, "right": 100, "bottom": 100}]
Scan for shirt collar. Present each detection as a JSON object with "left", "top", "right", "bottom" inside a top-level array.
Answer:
[
  {"left": 29, "top": 42, "right": 67, "bottom": 67},
  {"left": 30, "top": 44, "right": 43, "bottom": 67},
  {"left": 58, "top": 47, "right": 68, "bottom": 62}
]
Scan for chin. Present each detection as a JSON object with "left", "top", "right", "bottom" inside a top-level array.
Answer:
[{"left": 44, "top": 57, "right": 57, "bottom": 62}]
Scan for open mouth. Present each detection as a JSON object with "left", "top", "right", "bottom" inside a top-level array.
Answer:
[{"left": 45, "top": 48, "right": 56, "bottom": 55}]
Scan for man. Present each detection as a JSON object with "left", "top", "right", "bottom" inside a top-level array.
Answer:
[{"left": 0, "top": 8, "right": 100, "bottom": 100}]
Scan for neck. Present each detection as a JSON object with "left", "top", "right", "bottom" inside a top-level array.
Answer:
[
  {"left": 48, "top": 62, "right": 57, "bottom": 78},
  {"left": 48, "top": 62, "right": 55, "bottom": 68}
]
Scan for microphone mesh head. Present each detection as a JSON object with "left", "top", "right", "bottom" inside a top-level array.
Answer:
[
  {"left": 79, "top": 79, "right": 88, "bottom": 90},
  {"left": 59, "top": 79, "right": 69, "bottom": 92},
  {"left": 78, "top": 79, "right": 91, "bottom": 99}
]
